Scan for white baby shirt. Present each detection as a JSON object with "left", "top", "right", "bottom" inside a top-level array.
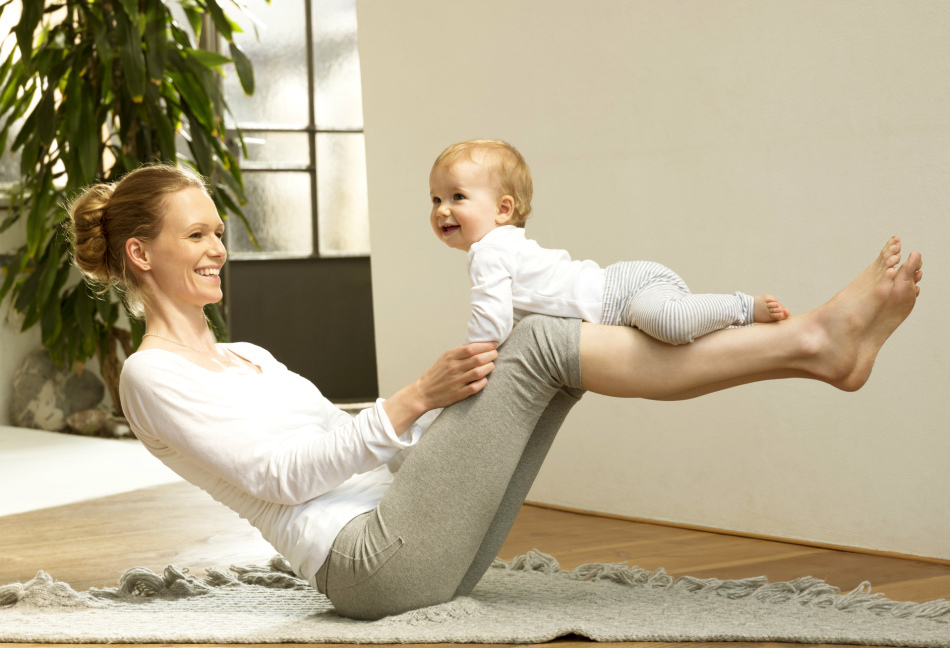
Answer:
[
  {"left": 466, "top": 225, "right": 605, "bottom": 344},
  {"left": 119, "top": 342, "right": 431, "bottom": 588}
]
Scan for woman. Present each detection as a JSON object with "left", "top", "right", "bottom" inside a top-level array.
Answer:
[{"left": 70, "top": 164, "right": 921, "bottom": 620}]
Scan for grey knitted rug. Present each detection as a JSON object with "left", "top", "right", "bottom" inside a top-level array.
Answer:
[{"left": 1, "top": 550, "right": 948, "bottom": 645}]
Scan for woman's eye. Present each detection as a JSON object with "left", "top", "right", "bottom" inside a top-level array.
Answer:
[
  {"left": 190, "top": 232, "right": 202, "bottom": 239},
  {"left": 216, "top": 231, "right": 224, "bottom": 239}
]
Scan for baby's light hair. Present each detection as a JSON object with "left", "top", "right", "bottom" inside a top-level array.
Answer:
[{"left": 432, "top": 139, "right": 533, "bottom": 227}]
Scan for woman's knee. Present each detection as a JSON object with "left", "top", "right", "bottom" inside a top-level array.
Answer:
[{"left": 499, "top": 315, "right": 583, "bottom": 390}]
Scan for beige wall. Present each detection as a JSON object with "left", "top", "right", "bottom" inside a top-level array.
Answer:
[{"left": 358, "top": 0, "right": 950, "bottom": 559}]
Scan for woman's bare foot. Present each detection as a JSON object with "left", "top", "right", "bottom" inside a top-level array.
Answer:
[
  {"left": 800, "top": 236, "right": 922, "bottom": 391},
  {"left": 754, "top": 294, "right": 790, "bottom": 322}
]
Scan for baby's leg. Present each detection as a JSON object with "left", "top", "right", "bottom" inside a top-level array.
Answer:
[
  {"left": 754, "top": 294, "right": 790, "bottom": 323},
  {"left": 616, "top": 261, "right": 755, "bottom": 345}
]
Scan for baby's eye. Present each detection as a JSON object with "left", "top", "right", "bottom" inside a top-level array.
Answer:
[
  {"left": 453, "top": 193, "right": 465, "bottom": 201},
  {"left": 431, "top": 197, "right": 441, "bottom": 205}
]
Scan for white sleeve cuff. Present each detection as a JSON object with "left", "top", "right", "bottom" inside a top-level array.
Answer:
[{"left": 375, "top": 399, "right": 443, "bottom": 448}]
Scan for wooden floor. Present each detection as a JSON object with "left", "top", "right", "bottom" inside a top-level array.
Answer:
[{"left": 2, "top": 481, "right": 948, "bottom": 648}]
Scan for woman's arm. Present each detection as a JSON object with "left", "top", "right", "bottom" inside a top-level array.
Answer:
[{"left": 382, "top": 341, "right": 498, "bottom": 436}]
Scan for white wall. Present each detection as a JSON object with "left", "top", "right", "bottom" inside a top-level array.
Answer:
[{"left": 358, "top": 0, "right": 950, "bottom": 559}]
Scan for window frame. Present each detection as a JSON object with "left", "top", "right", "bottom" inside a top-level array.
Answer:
[{"left": 220, "top": 0, "right": 370, "bottom": 261}]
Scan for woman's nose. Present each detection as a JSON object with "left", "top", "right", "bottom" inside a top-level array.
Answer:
[{"left": 211, "top": 237, "right": 227, "bottom": 258}]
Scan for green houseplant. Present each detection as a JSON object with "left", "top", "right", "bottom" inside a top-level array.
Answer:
[{"left": 0, "top": 0, "right": 259, "bottom": 416}]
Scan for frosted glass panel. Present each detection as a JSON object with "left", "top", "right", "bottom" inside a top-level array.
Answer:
[
  {"left": 228, "top": 172, "right": 313, "bottom": 255},
  {"left": 317, "top": 134, "right": 369, "bottom": 255},
  {"left": 240, "top": 132, "right": 310, "bottom": 166},
  {"left": 313, "top": 0, "right": 364, "bottom": 129},
  {"left": 223, "top": 0, "right": 308, "bottom": 126}
]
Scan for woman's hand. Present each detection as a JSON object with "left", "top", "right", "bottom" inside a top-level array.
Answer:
[
  {"left": 415, "top": 342, "right": 499, "bottom": 411},
  {"left": 383, "top": 342, "right": 498, "bottom": 436}
]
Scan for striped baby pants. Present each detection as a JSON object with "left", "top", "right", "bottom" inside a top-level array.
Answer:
[{"left": 601, "top": 261, "right": 754, "bottom": 345}]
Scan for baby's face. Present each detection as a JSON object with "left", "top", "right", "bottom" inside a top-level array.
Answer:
[{"left": 429, "top": 159, "right": 507, "bottom": 252}]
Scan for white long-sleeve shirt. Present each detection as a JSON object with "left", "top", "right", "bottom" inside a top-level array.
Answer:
[
  {"left": 466, "top": 225, "right": 605, "bottom": 344},
  {"left": 119, "top": 342, "right": 434, "bottom": 588}
]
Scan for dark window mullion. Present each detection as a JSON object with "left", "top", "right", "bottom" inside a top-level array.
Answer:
[{"left": 305, "top": 0, "right": 320, "bottom": 258}]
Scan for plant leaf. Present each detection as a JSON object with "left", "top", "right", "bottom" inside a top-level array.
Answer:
[
  {"left": 11, "top": 102, "right": 36, "bottom": 151},
  {"left": 143, "top": 0, "right": 168, "bottom": 82},
  {"left": 209, "top": 137, "right": 245, "bottom": 202},
  {"left": 129, "top": 314, "right": 145, "bottom": 350},
  {"left": 114, "top": 0, "right": 139, "bottom": 22},
  {"left": 25, "top": 169, "right": 51, "bottom": 257},
  {"left": 0, "top": 203, "right": 19, "bottom": 233},
  {"left": 167, "top": 67, "right": 214, "bottom": 130},
  {"left": 13, "top": 264, "right": 41, "bottom": 313},
  {"left": 182, "top": 4, "right": 202, "bottom": 43},
  {"left": 186, "top": 112, "right": 213, "bottom": 174},
  {"left": 228, "top": 40, "right": 254, "bottom": 96},
  {"left": 188, "top": 48, "right": 232, "bottom": 70},
  {"left": 40, "top": 291, "right": 63, "bottom": 346},
  {"left": 36, "top": 84, "right": 56, "bottom": 144},
  {"left": 33, "top": 236, "right": 61, "bottom": 308},
  {"left": 0, "top": 65, "right": 25, "bottom": 115},
  {"left": 115, "top": 7, "right": 146, "bottom": 102},
  {"left": 0, "top": 248, "right": 27, "bottom": 304},
  {"left": 144, "top": 82, "right": 176, "bottom": 160},
  {"left": 204, "top": 302, "right": 229, "bottom": 342},
  {"left": 76, "top": 86, "right": 99, "bottom": 182},
  {"left": 203, "top": 0, "right": 234, "bottom": 42},
  {"left": 74, "top": 282, "right": 95, "bottom": 337},
  {"left": 14, "top": 0, "right": 42, "bottom": 62}
]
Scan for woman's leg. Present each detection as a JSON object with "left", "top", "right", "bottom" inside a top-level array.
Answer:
[
  {"left": 452, "top": 387, "right": 582, "bottom": 597},
  {"left": 319, "top": 238, "right": 922, "bottom": 619},
  {"left": 318, "top": 315, "right": 585, "bottom": 620},
  {"left": 582, "top": 237, "right": 922, "bottom": 399}
]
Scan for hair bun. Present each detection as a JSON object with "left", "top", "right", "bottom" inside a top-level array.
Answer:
[{"left": 69, "top": 183, "right": 116, "bottom": 283}]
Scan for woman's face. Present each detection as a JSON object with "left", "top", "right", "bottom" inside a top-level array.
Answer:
[{"left": 143, "top": 187, "right": 227, "bottom": 310}]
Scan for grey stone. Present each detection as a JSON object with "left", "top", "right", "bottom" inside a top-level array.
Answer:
[
  {"left": 66, "top": 408, "right": 110, "bottom": 436},
  {"left": 10, "top": 349, "right": 105, "bottom": 431}
]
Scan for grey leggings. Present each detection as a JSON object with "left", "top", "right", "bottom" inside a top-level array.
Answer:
[
  {"left": 602, "top": 261, "right": 755, "bottom": 345},
  {"left": 315, "top": 314, "right": 585, "bottom": 620}
]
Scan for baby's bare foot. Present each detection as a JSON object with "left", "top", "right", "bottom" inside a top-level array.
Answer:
[{"left": 754, "top": 294, "right": 790, "bottom": 323}]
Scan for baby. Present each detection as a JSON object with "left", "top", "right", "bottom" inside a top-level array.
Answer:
[{"left": 429, "top": 139, "right": 789, "bottom": 346}]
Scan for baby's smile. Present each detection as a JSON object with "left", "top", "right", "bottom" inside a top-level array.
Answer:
[{"left": 441, "top": 224, "right": 460, "bottom": 237}]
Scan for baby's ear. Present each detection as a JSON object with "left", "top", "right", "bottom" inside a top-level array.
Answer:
[{"left": 496, "top": 195, "right": 515, "bottom": 225}]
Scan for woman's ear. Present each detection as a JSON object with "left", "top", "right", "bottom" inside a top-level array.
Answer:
[
  {"left": 126, "top": 238, "right": 151, "bottom": 272},
  {"left": 496, "top": 195, "right": 515, "bottom": 225}
]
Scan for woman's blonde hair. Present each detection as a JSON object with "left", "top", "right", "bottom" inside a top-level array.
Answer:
[
  {"left": 68, "top": 164, "right": 208, "bottom": 318},
  {"left": 432, "top": 139, "right": 533, "bottom": 227}
]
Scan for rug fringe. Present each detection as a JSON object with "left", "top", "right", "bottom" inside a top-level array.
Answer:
[
  {"left": 4, "top": 549, "right": 949, "bottom": 626},
  {"left": 491, "top": 549, "right": 950, "bottom": 624},
  {"left": 1, "top": 558, "right": 309, "bottom": 608}
]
